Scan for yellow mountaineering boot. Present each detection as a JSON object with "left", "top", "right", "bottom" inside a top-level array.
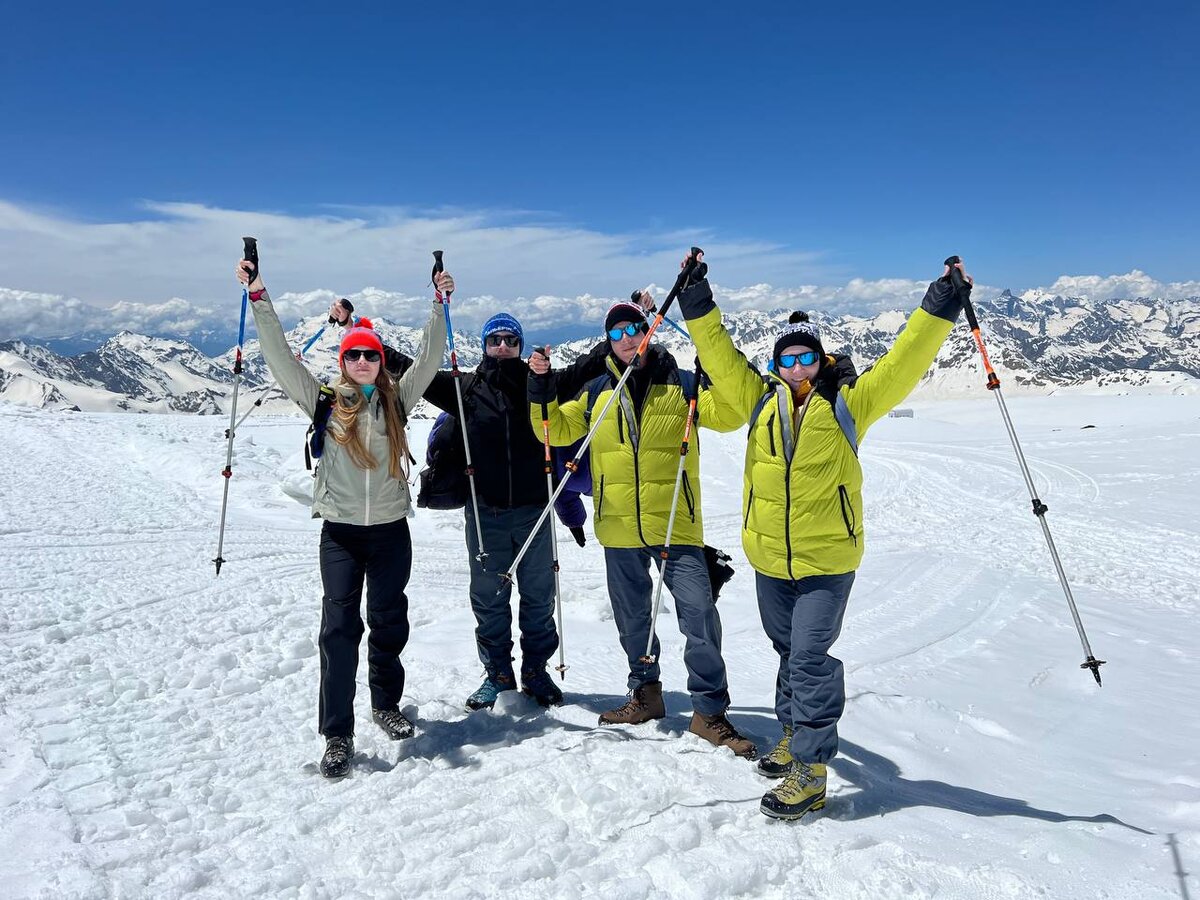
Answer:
[
  {"left": 760, "top": 762, "right": 827, "bottom": 820},
  {"left": 755, "top": 725, "right": 795, "bottom": 778}
]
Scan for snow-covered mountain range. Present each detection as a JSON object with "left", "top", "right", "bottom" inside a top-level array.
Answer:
[{"left": 3, "top": 290, "right": 1198, "bottom": 413}]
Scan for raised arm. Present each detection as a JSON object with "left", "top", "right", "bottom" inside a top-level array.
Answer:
[
  {"left": 843, "top": 267, "right": 967, "bottom": 436},
  {"left": 237, "top": 259, "right": 320, "bottom": 417}
]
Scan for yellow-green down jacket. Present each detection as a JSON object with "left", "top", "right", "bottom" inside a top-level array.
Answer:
[
  {"left": 684, "top": 302, "right": 953, "bottom": 580},
  {"left": 531, "top": 347, "right": 744, "bottom": 549}
]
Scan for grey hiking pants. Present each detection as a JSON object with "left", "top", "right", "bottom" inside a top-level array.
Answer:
[
  {"left": 756, "top": 570, "right": 856, "bottom": 764},
  {"left": 604, "top": 545, "right": 730, "bottom": 716},
  {"left": 465, "top": 503, "right": 558, "bottom": 679}
]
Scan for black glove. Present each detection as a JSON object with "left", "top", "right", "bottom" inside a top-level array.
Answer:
[
  {"left": 920, "top": 275, "right": 969, "bottom": 323},
  {"left": 676, "top": 278, "right": 716, "bottom": 321},
  {"left": 329, "top": 298, "right": 355, "bottom": 325},
  {"left": 569, "top": 526, "right": 586, "bottom": 547},
  {"left": 528, "top": 370, "right": 555, "bottom": 406},
  {"left": 384, "top": 345, "right": 412, "bottom": 378}
]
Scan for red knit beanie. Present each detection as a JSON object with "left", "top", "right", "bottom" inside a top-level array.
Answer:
[{"left": 338, "top": 318, "right": 384, "bottom": 366}]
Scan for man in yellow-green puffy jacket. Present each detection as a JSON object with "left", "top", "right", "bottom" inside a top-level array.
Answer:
[
  {"left": 528, "top": 301, "right": 758, "bottom": 759},
  {"left": 675, "top": 256, "right": 972, "bottom": 820}
]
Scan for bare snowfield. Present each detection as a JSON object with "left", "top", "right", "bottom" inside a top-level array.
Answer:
[{"left": 1, "top": 392, "right": 1197, "bottom": 899}]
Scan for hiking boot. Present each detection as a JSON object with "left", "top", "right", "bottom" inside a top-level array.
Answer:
[
  {"left": 319, "top": 735, "right": 354, "bottom": 779},
  {"left": 756, "top": 725, "right": 796, "bottom": 778},
  {"left": 521, "top": 669, "right": 564, "bottom": 708},
  {"left": 465, "top": 673, "right": 516, "bottom": 711},
  {"left": 760, "top": 762, "right": 827, "bottom": 820},
  {"left": 372, "top": 707, "right": 415, "bottom": 740},
  {"left": 689, "top": 712, "right": 759, "bottom": 760},
  {"left": 598, "top": 681, "right": 666, "bottom": 725}
]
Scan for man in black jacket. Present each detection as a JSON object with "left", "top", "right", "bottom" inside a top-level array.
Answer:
[{"left": 389, "top": 311, "right": 608, "bottom": 709}]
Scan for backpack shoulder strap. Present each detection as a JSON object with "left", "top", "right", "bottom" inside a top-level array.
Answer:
[
  {"left": 305, "top": 385, "right": 338, "bottom": 471},
  {"left": 816, "top": 380, "right": 858, "bottom": 456},
  {"left": 582, "top": 374, "right": 610, "bottom": 426}
]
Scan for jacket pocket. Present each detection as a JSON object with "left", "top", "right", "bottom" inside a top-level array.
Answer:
[
  {"left": 597, "top": 475, "right": 606, "bottom": 521},
  {"left": 837, "top": 484, "right": 858, "bottom": 546},
  {"left": 681, "top": 471, "right": 696, "bottom": 523},
  {"left": 766, "top": 413, "right": 776, "bottom": 456},
  {"left": 743, "top": 486, "right": 754, "bottom": 530}
]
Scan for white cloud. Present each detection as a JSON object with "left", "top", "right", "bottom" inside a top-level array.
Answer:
[
  {"left": 1044, "top": 270, "right": 1200, "bottom": 302},
  {"left": 0, "top": 199, "right": 1195, "bottom": 344}
]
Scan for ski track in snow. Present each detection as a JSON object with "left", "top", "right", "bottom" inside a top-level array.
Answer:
[{"left": 1, "top": 396, "right": 1198, "bottom": 899}]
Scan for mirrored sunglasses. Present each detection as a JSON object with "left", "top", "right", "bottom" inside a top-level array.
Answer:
[
  {"left": 778, "top": 350, "right": 819, "bottom": 368},
  {"left": 608, "top": 321, "right": 648, "bottom": 341},
  {"left": 343, "top": 348, "right": 381, "bottom": 362}
]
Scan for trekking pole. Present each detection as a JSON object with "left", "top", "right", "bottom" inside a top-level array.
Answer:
[
  {"left": 631, "top": 289, "right": 692, "bottom": 339},
  {"left": 234, "top": 303, "right": 358, "bottom": 431},
  {"left": 947, "top": 255, "right": 1106, "bottom": 685},
  {"left": 640, "top": 354, "right": 703, "bottom": 664},
  {"left": 433, "top": 250, "right": 488, "bottom": 565},
  {"left": 498, "top": 247, "right": 707, "bottom": 588},
  {"left": 534, "top": 373, "right": 569, "bottom": 681},
  {"left": 214, "top": 236, "right": 256, "bottom": 575}
]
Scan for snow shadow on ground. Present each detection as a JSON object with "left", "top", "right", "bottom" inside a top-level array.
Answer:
[{"left": 828, "top": 740, "right": 1155, "bottom": 834}]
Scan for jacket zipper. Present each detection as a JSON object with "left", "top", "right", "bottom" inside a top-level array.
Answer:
[
  {"left": 767, "top": 414, "right": 776, "bottom": 456},
  {"left": 364, "top": 403, "right": 373, "bottom": 526},
  {"left": 783, "top": 389, "right": 814, "bottom": 580},
  {"left": 681, "top": 470, "right": 696, "bottom": 523},
  {"left": 504, "top": 410, "right": 513, "bottom": 508},
  {"left": 838, "top": 484, "right": 858, "bottom": 546}
]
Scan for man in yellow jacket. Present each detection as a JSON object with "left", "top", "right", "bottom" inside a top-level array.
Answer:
[
  {"left": 529, "top": 302, "right": 757, "bottom": 759},
  {"left": 676, "top": 258, "right": 972, "bottom": 818}
]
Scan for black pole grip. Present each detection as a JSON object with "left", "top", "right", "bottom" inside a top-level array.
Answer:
[
  {"left": 661, "top": 246, "right": 705, "bottom": 315},
  {"left": 328, "top": 298, "right": 354, "bottom": 325},
  {"left": 242, "top": 236, "right": 259, "bottom": 281},
  {"left": 431, "top": 250, "right": 451, "bottom": 296},
  {"left": 944, "top": 254, "right": 980, "bottom": 331}
]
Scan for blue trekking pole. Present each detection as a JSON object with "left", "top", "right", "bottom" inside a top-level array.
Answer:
[
  {"left": 214, "top": 236, "right": 256, "bottom": 574},
  {"left": 433, "top": 251, "right": 488, "bottom": 565}
]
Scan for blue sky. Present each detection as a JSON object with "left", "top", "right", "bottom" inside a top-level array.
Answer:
[{"left": 2, "top": 1, "right": 1197, "bottom": 339}]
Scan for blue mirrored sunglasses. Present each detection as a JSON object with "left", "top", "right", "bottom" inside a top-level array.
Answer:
[
  {"left": 778, "top": 350, "right": 819, "bottom": 368},
  {"left": 608, "top": 322, "right": 648, "bottom": 341}
]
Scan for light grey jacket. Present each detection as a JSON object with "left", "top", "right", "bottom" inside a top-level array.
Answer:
[{"left": 249, "top": 289, "right": 447, "bottom": 525}]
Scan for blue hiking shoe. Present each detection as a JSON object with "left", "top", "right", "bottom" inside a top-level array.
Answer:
[
  {"left": 465, "top": 673, "right": 516, "bottom": 711},
  {"left": 521, "top": 668, "right": 564, "bottom": 708}
]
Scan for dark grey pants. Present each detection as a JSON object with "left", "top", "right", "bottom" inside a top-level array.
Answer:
[
  {"left": 465, "top": 503, "right": 558, "bottom": 680},
  {"left": 604, "top": 545, "right": 730, "bottom": 716},
  {"left": 755, "top": 570, "right": 856, "bottom": 763}
]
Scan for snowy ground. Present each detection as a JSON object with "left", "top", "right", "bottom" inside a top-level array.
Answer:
[{"left": 1, "top": 392, "right": 1198, "bottom": 899}]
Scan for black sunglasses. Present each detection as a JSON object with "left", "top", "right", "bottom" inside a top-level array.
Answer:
[
  {"left": 343, "top": 349, "right": 381, "bottom": 362},
  {"left": 486, "top": 334, "right": 521, "bottom": 348}
]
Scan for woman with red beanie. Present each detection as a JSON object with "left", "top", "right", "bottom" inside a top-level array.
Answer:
[{"left": 236, "top": 256, "right": 448, "bottom": 778}]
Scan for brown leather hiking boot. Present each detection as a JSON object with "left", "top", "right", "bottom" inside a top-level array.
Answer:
[
  {"left": 598, "top": 681, "right": 666, "bottom": 725},
  {"left": 689, "top": 712, "right": 759, "bottom": 760}
]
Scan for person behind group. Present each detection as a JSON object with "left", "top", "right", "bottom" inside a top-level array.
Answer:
[
  {"left": 528, "top": 300, "right": 758, "bottom": 759},
  {"left": 236, "top": 255, "right": 448, "bottom": 779},
  {"left": 387, "top": 312, "right": 609, "bottom": 710},
  {"left": 674, "top": 254, "right": 972, "bottom": 818}
]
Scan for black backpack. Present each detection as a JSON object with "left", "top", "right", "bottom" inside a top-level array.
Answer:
[{"left": 416, "top": 411, "right": 470, "bottom": 510}]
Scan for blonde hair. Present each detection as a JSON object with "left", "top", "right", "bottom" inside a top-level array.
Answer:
[{"left": 331, "top": 365, "right": 410, "bottom": 482}]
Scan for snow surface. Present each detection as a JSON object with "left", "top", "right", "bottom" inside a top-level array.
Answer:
[{"left": 1, "top": 393, "right": 1198, "bottom": 899}]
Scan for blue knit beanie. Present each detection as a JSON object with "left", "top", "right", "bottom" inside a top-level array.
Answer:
[{"left": 481, "top": 312, "right": 523, "bottom": 348}]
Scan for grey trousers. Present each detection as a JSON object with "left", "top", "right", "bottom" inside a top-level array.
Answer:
[
  {"left": 755, "top": 570, "right": 856, "bottom": 763},
  {"left": 604, "top": 545, "right": 730, "bottom": 716}
]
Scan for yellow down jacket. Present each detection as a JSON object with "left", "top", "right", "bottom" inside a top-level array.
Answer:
[
  {"left": 684, "top": 303, "right": 953, "bottom": 580},
  {"left": 531, "top": 346, "right": 745, "bottom": 549}
]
